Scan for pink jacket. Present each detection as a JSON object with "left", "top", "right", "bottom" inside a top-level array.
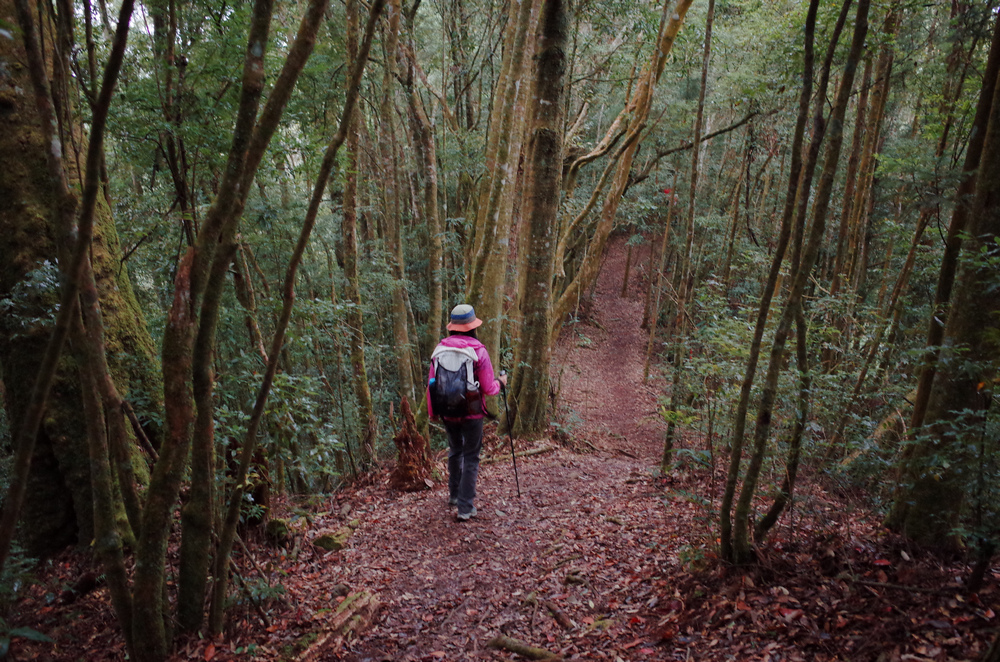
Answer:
[{"left": 426, "top": 335, "right": 502, "bottom": 420}]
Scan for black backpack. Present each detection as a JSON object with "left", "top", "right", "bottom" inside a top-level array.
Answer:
[{"left": 429, "top": 344, "right": 482, "bottom": 418}]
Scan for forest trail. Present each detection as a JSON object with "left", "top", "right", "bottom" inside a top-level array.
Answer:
[
  {"left": 551, "top": 236, "right": 666, "bottom": 459},
  {"left": 18, "top": 237, "right": 998, "bottom": 662},
  {"left": 329, "top": 235, "right": 685, "bottom": 661}
]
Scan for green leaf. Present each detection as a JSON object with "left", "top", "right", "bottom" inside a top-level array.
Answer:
[{"left": 9, "top": 626, "right": 53, "bottom": 643}]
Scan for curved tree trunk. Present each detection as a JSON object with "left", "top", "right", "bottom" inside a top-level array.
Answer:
[
  {"left": 718, "top": 0, "right": 822, "bottom": 563},
  {"left": 549, "top": 0, "right": 694, "bottom": 344}
]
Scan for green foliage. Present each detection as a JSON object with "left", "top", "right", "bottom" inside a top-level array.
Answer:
[
  {"left": 658, "top": 407, "right": 698, "bottom": 428},
  {"left": 0, "top": 542, "right": 37, "bottom": 625},
  {"left": 227, "top": 576, "right": 287, "bottom": 611},
  {"left": 0, "top": 616, "right": 52, "bottom": 657},
  {"left": 0, "top": 261, "right": 61, "bottom": 340}
]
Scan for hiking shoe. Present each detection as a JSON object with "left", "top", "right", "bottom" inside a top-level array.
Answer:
[
  {"left": 448, "top": 497, "right": 458, "bottom": 507},
  {"left": 456, "top": 507, "right": 477, "bottom": 522}
]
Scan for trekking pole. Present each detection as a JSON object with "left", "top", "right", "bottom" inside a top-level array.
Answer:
[{"left": 499, "top": 371, "right": 521, "bottom": 498}]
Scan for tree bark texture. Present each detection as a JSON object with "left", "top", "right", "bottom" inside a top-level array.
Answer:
[
  {"left": 508, "top": 0, "right": 567, "bottom": 439},
  {"left": 465, "top": 0, "right": 540, "bottom": 366},
  {"left": 0, "top": 0, "right": 153, "bottom": 566}
]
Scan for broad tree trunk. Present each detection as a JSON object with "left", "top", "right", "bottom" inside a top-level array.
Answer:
[
  {"left": 508, "top": 0, "right": 567, "bottom": 438},
  {"left": 465, "top": 0, "right": 539, "bottom": 363},
  {"left": 908, "top": 10, "right": 1000, "bottom": 434},
  {"left": 0, "top": 0, "right": 155, "bottom": 563}
]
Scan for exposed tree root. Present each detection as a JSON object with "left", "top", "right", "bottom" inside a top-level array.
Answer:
[
  {"left": 486, "top": 634, "right": 561, "bottom": 660},
  {"left": 542, "top": 599, "right": 574, "bottom": 630}
]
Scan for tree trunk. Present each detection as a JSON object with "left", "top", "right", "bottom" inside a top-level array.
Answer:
[
  {"left": 727, "top": 0, "right": 869, "bottom": 565},
  {"left": 207, "top": 0, "right": 383, "bottom": 637},
  {"left": 343, "top": 0, "right": 377, "bottom": 463},
  {"left": 644, "top": 171, "right": 679, "bottom": 384},
  {"left": 402, "top": 28, "right": 444, "bottom": 359},
  {"left": 465, "top": 0, "right": 539, "bottom": 364},
  {"left": 678, "top": 0, "right": 716, "bottom": 303},
  {"left": 908, "top": 10, "right": 1000, "bottom": 434},
  {"left": 826, "top": 55, "right": 871, "bottom": 309},
  {"left": 508, "top": 0, "right": 567, "bottom": 438},
  {"left": 0, "top": 0, "right": 155, "bottom": 563},
  {"left": 377, "top": 0, "right": 417, "bottom": 404},
  {"left": 887, "top": 15, "right": 1000, "bottom": 546},
  {"left": 718, "top": 0, "right": 823, "bottom": 564}
]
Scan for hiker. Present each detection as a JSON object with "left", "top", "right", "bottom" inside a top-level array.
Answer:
[{"left": 427, "top": 304, "right": 507, "bottom": 521}]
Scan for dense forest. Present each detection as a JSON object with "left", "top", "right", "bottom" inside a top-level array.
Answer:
[{"left": 1, "top": 0, "right": 999, "bottom": 656}]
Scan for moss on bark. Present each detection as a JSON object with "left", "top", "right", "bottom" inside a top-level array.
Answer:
[{"left": 0, "top": 19, "right": 160, "bottom": 556}]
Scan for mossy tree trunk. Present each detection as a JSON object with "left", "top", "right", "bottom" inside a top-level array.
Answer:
[
  {"left": 464, "top": 0, "right": 538, "bottom": 364},
  {"left": 0, "top": 0, "right": 158, "bottom": 561},
  {"left": 508, "top": 0, "right": 567, "bottom": 439}
]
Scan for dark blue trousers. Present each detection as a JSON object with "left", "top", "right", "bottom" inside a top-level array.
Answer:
[{"left": 444, "top": 417, "right": 484, "bottom": 516}]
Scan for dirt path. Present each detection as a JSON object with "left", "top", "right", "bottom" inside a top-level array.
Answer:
[
  {"left": 332, "top": 236, "right": 681, "bottom": 660},
  {"left": 17, "top": 237, "right": 999, "bottom": 662},
  {"left": 551, "top": 236, "right": 666, "bottom": 459}
]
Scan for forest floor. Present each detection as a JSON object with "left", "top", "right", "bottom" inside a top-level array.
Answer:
[{"left": 11, "top": 235, "right": 1000, "bottom": 661}]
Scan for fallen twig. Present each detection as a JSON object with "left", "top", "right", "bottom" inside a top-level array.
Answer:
[
  {"left": 297, "top": 591, "right": 379, "bottom": 661},
  {"left": 849, "top": 578, "right": 956, "bottom": 595},
  {"left": 484, "top": 445, "right": 556, "bottom": 464}
]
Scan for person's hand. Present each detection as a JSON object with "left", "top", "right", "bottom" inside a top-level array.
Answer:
[{"left": 498, "top": 372, "right": 508, "bottom": 386}]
